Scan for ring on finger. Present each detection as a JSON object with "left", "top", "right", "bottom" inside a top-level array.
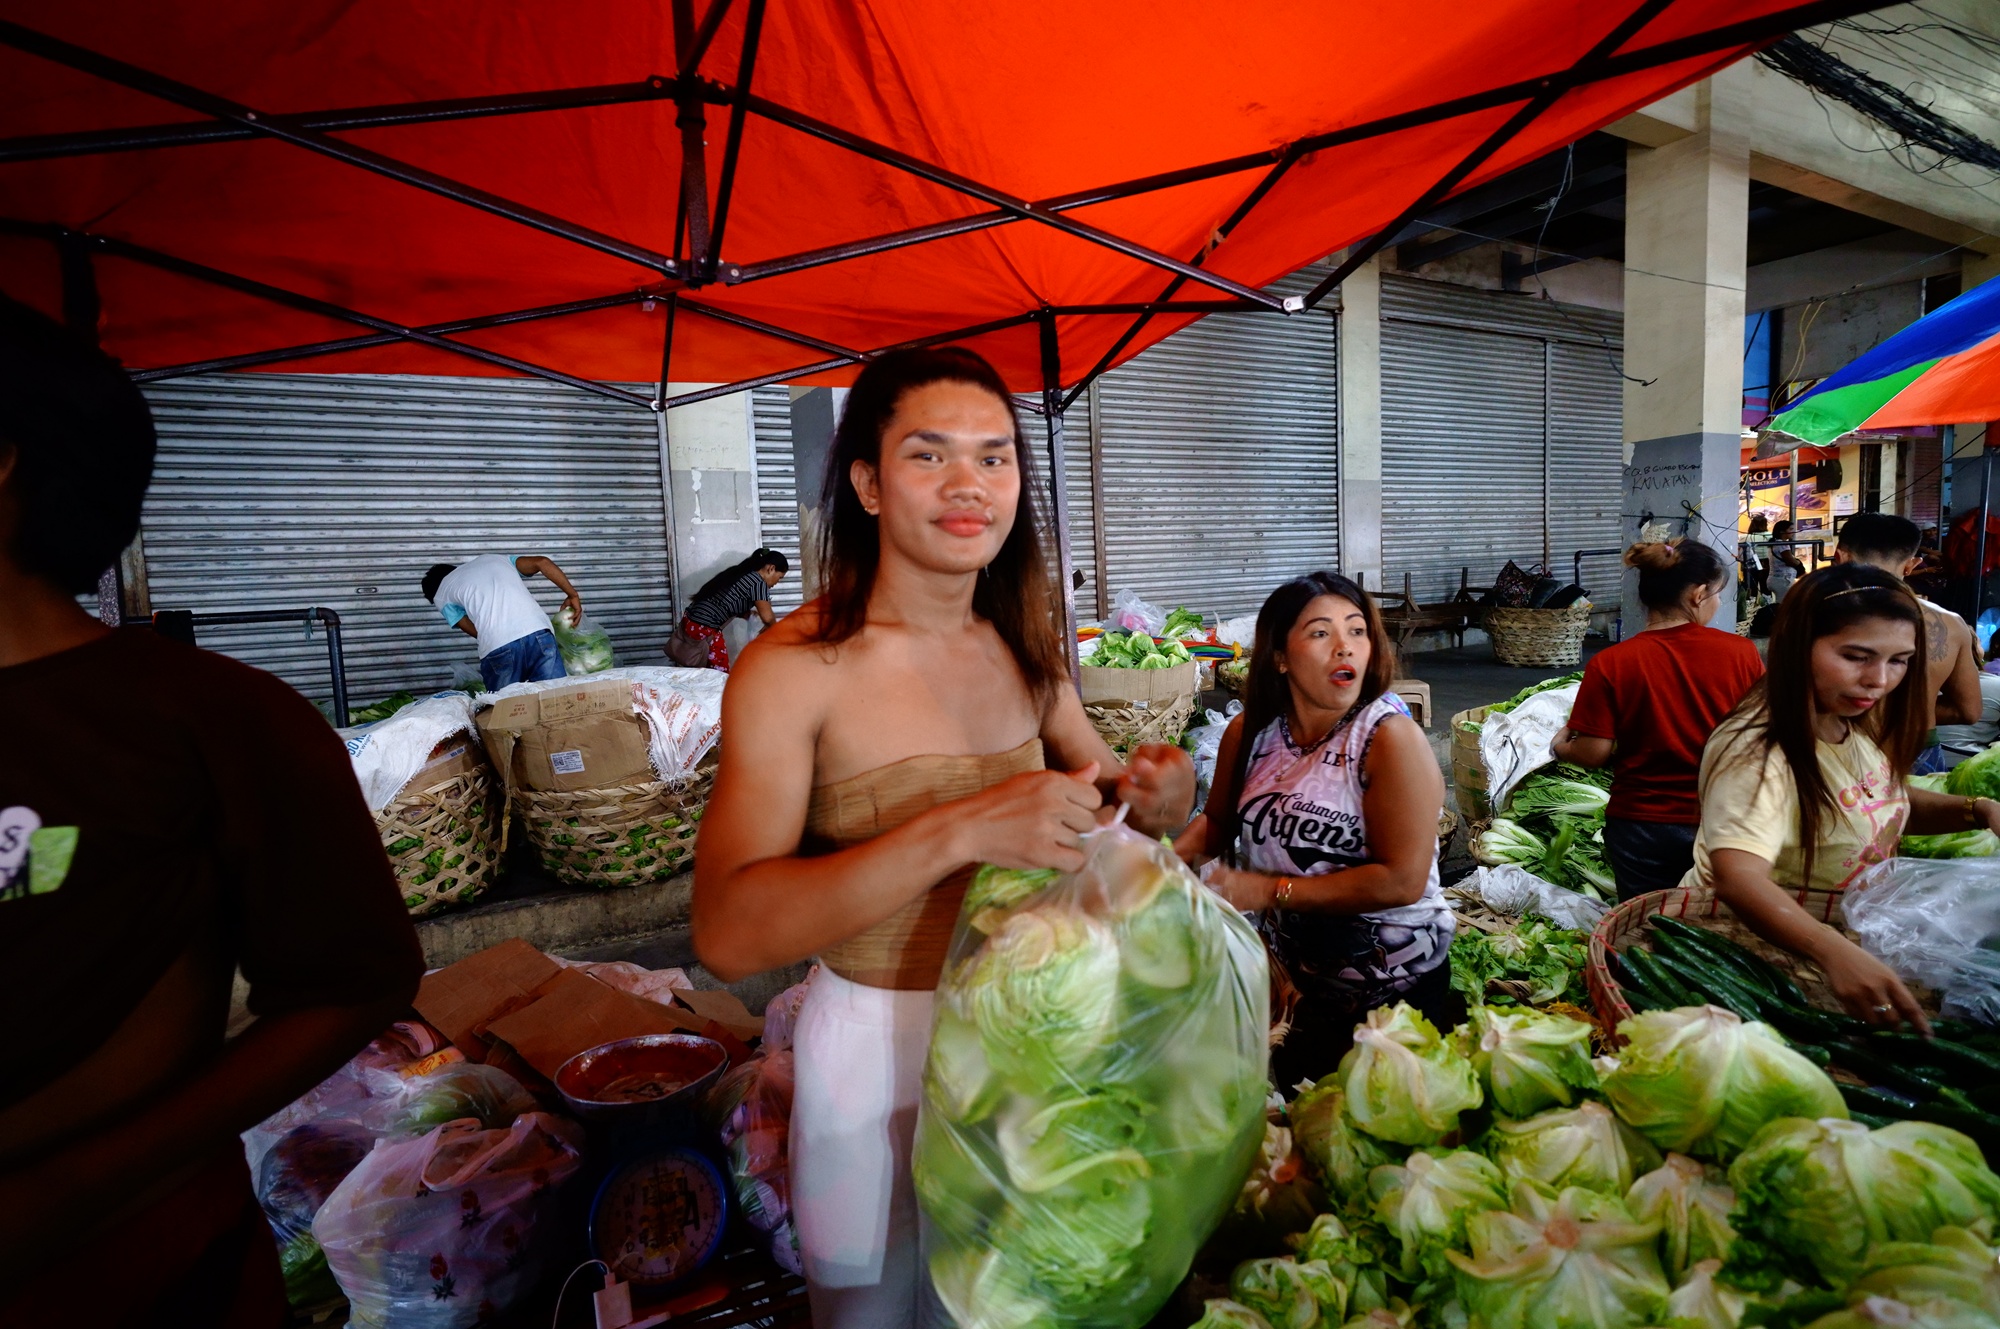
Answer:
[{"left": 1872, "top": 1003, "right": 1894, "bottom": 1013}]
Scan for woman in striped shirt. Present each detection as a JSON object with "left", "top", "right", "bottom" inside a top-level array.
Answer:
[{"left": 676, "top": 548, "right": 789, "bottom": 670}]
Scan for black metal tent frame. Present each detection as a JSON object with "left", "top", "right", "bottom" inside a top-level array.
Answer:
[{"left": 0, "top": 0, "right": 1880, "bottom": 642}]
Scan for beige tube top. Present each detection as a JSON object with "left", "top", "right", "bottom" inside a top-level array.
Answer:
[{"left": 804, "top": 738, "right": 1045, "bottom": 990}]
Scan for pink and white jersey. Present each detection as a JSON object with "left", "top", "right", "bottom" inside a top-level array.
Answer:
[{"left": 1237, "top": 692, "right": 1452, "bottom": 992}]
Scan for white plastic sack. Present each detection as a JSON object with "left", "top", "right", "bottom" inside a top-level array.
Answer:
[
  {"left": 1845, "top": 856, "right": 2000, "bottom": 1020},
  {"left": 1185, "top": 702, "right": 1242, "bottom": 807},
  {"left": 1458, "top": 864, "right": 1608, "bottom": 932},
  {"left": 340, "top": 692, "right": 482, "bottom": 812},
  {"left": 1108, "top": 588, "right": 1167, "bottom": 636},
  {"left": 1214, "top": 615, "right": 1257, "bottom": 650},
  {"left": 1479, "top": 684, "right": 1579, "bottom": 809},
  {"left": 315, "top": 1113, "right": 584, "bottom": 1328}
]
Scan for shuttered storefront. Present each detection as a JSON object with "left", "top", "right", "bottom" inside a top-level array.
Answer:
[
  {"left": 139, "top": 373, "right": 673, "bottom": 707},
  {"left": 1380, "top": 276, "right": 1624, "bottom": 607},
  {"left": 750, "top": 386, "right": 805, "bottom": 614},
  {"left": 1081, "top": 271, "right": 1339, "bottom": 619}
]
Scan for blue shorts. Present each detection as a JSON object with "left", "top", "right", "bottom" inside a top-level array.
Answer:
[{"left": 480, "top": 628, "right": 567, "bottom": 691}]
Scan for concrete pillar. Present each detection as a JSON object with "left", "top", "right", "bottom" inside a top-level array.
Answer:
[
  {"left": 1338, "top": 251, "right": 1384, "bottom": 592},
  {"left": 788, "top": 386, "right": 847, "bottom": 598},
  {"left": 663, "top": 387, "right": 759, "bottom": 654},
  {"left": 1621, "top": 85, "right": 1751, "bottom": 625}
]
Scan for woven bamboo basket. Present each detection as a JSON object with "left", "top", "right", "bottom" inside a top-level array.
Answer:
[
  {"left": 513, "top": 760, "right": 717, "bottom": 889},
  {"left": 375, "top": 767, "right": 503, "bottom": 917},
  {"left": 1485, "top": 603, "right": 1592, "bottom": 668},
  {"left": 1085, "top": 692, "right": 1197, "bottom": 759},
  {"left": 1450, "top": 704, "right": 1494, "bottom": 822},
  {"left": 1587, "top": 884, "right": 1940, "bottom": 1044}
]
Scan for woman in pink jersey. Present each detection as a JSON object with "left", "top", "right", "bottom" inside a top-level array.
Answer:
[{"left": 1179, "top": 572, "right": 1452, "bottom": 1086}]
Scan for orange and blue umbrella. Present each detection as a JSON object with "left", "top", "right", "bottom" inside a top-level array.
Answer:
[{"left": 1769, "top": 277, "right": 2000, "bottom": 445}]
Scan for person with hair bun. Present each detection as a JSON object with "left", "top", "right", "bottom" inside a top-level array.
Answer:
[
  {"left": 1552, "top": 539, "right": 1763, "bottom": 898},
  {"left": 1685, "top": 562, "right": 2000, "bottom": 1029}
]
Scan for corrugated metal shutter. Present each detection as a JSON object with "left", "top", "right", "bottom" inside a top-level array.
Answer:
[
  {"left": 1091, "top": 270, "right": 1339, "bottom": 619},
  {"left": 750, "top": 386, "right": 805, "bottom": 613},
  {"left": 1380, "top": 276, "right": 1624, "bottom": 606},
  {"left": 138, "top": 372, "right": 673, "bottom": 707},
  {"left": 1549, "top": 342, "right": 1627, "bottom": 603}
]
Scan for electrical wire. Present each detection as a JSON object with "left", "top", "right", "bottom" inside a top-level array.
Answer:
[
  {"left": 1517, "top": 142, "right": 1658, "bottom": 387},
  {"left": 550, "top": 1259, "right": 610, "bottom": 1329}
]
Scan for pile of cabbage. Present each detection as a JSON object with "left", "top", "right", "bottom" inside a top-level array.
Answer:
[
  {"left": 1092, "top": 629, "right": 1197, "bottom": 670},
  {"left": 1903, "top": 765, "right": 2000, "bottom": 859},
  {"left": 1193, "top": 1001, "right": 2000, "bottom": 1329},
  {"left": 912, "top": 822, "right": 1269, "bottom": 1328}
]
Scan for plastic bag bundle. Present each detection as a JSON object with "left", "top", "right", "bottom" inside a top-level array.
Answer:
[
  {"left": 913, "top": 821, "right": 1269, "bottom": 1328},
  {"left": 551, "top": 607, "right": 616, "bottom": 675},
  {"left": 1457, "top": 864, "right": 1607, "bottom": 932},
  {"left": 314, "top": 1113, "right": 585, "bottom": 1328},
  {"left": 1845, "top": 856, "right": 2000, "bottom": 1023},
  {"left": 1185, "top": 703, "right": 1242, "bottom": 810},
  {"left": 1106, "top": 588, "right": 1167, "bottom": 636},
  {"left": 710, "top": 1051, "right": 801, "bottom": 1274}
]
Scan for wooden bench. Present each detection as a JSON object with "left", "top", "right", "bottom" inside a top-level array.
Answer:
[{"left": 1377, "top": 569, "right": 1485, "bottom": 652}]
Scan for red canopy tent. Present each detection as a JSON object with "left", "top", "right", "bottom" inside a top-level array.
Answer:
[{"left": 0, "top": 0, "right": 1880, "bottom": 630}]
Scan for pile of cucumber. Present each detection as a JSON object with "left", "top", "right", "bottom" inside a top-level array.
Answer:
[{"left": 1612, "top": 916, "right": 2000, "bottom": 1156}]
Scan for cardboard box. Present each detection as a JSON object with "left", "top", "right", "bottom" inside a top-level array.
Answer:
[
  {"left": 412, "top": 937, "right": 564, "bottom": 1060},
  {"left": 476, "top": 678, "right": 655, "bottom": 792},
  {"left": 1079, "top": 659, "right": 1199, "bottom": 706},
  {"left": 483, "top": 968, "right": 706, "bottom": 1082},
  {"left": 403, "top": 737, "right": 487, "bottom": 794}
]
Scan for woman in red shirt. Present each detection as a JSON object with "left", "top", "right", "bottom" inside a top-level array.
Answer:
[{"left": 1551, "top": 540, "right": 1764, "bottom": 899}]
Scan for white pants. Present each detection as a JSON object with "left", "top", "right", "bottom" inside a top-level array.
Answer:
[{"left": 790, "top": 967, "right": 945, "bottom": 1329}]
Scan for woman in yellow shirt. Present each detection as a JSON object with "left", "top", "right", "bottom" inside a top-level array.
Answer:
[{"left": 1688, "top": 564, "right": 2000, "bottom": 1029}]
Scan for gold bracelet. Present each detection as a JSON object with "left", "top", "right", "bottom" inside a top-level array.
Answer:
[
  {"left": 1275, "top": 876, "right": 1295, "bottom": 908},
  {"left": 1968, "top": 796, "right": 1984, "bottom": 828}
]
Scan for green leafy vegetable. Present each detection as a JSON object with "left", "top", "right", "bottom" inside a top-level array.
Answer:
[
  {"left": 1728, "top": 1118, "right": 2000, "bottom": 1288},
  {"left": 1602, "top": 1006, "right": 1847, "bottom": 1158},
  {"left": 1465, "top": 1004, "right": 1599, "bottom": 1116},
  {"left": 1445, "top": 1183, "right": 1670, "bottom": 1329},
  {"left": 1624, "top": 1154, "right": 1736, "bottom": 1283},
  {"left": 1162, "top": 606, "right": 1205, "bottom": 640},
  {"left": 1946, "top": 744, "right": 2000, "bottom": 802},
  {"left": 995, "top": 1091, "right": 1149, "bottom": 1194},
  {"left": 1290, "top": 1081, "right": 1405, "bottom": 1211},
  {"left": 1448, "top": 921, "right": 1591, "bottom": 1009},
  {"left": 1845, "top": 1225, "right": 2000, "bottom": 1322},
  {"left": 1507, "top": 778, "right": 1610, "bottom": 821},
  {"left": 1663, "top": 1259, "right": 1749, "bottom": 1329},
  {"left": 1092, "top": 629, "right": 1195, "bottom": 670},
  {"left": 1368, "top": 1148, "right": 1510, "bottom": 1281},
  {"left": 1292, "top": 1212, "right": 1392, "bottom": 1316},
  {"left": 961, "top": 906, "right": 1123, "bottom": 1094},
  {"left": 1231, "top": 1256, "right": 1346, "bottom": 1328},
  {"left": 1899, "top": 829, "right": 2000, "bottom": 860},
  {"left": 1339, "top": 1003, "right": 1484, "bottom": 1146},
  {"left": 1189, "top": 1301, "right": 1278, "bottom": 1329},
  {"left": 348, "top": 690, "right": 417, "bottom": 725},
  {"left": 1485, "top": 1100, "right": 1662, "bottom": 1197},
  {"left": 966, "top": 864, "right": 1060, "bottom": 922}
]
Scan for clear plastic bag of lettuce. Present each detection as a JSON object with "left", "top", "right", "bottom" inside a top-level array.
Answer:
[
  {"left": 550, "top": 606, "right": 616, "bottom": 675},
  {"left": 913, "top": 819, "right": 1269, "bottom": 1329}
]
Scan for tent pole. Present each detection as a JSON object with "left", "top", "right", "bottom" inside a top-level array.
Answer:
[
  {"left": 671, "top": 0, "right": 715, "bottom": 282},
  {"left": 130, "top": 290, "right": 650, "bottom": 381},
  {"left": 657, "top": 294, "right": 685, "bottom": 615},
  {"left": 662, "top": 311, "right": 1043, "bottom": 409},
  {"left": 0, "top": 20, "right": 684, "bottom": 277},
  {"left": 706, "top": 0, "right": 765, "bottom": 275},
  {"left": 1040, "top": 312, "right": 1081, "bottom": 681},
  {"left": 1976, "top": 444, "right": 1994, "bottom": 624},
  {"left": 22, "top": 223, "right": 656, "bottom": 407},
  {"left": 1302, "top": 0, "right": 1681, "bottom": 311}
]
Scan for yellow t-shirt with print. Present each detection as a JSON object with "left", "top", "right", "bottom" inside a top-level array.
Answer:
[{"left": 1684, "top": 711, "right": 1909, "bottom": 893}]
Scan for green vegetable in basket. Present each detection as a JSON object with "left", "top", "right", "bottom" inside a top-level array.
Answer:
[
  {"left": 1472, "top": 818, "right": 1547, "bottom": 869},
  {"left": 1447, "top": 920, "right": 1590, "bottom": 1009},
  {"left": 348, "top": 690, "right": 418, "bottom": 726},
  {"left": 1602, "top": 1006, "right": 1846, "bottom": 1159},
  {"left": 1507, "top": 777, "right": 1609, "bottom": 821}
]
